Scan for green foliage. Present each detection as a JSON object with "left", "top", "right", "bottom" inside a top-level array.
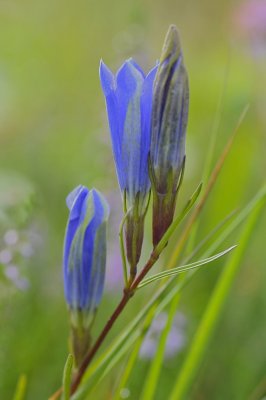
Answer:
[
  {"left": 1, "top": 1, "right": 266, "bottom": 399},
  {"left": 72, "top": 186, "right": 265, "bottom": 399},
  {"left": 170, "top": 193, "right": 265, "bottom": 399}
]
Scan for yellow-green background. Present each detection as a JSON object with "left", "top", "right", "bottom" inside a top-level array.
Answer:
[{"left": 0, "top": 0, "right": 265, "bottom": 399}]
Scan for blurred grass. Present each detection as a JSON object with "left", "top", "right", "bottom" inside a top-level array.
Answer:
[{"left": 0, "top": 0, "right": 266, "bottom": 399}]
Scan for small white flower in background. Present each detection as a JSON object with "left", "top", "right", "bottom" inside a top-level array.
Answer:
[
  {"left": 0, "top": 225, "right": 42, "bottom": 291},
  {"left": 139, "top": 312, "right": 187, "bottom": 360},
  {"left": 0, "top": 249, "right": 13, "bottom": 264},
  {"left": 4, "top": 229, "right": 19, "bottom": 246}
]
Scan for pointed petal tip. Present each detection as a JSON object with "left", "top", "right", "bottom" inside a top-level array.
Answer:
[
  {"left": 66, "top": 185, "right": 90, "bottom": 224},
  {"left": 116, "top": 58, "right": 144, "bottom": 88},
  {"left": 99, "top": 60, "right": 115, "bottom": 95},
  {"left": 91, "top": 188, "right": 110, "bottom": 218},
  {"left": 66, "top": 185, "right": 85, "bottom": 210}
]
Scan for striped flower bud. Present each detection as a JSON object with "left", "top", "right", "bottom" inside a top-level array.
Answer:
[
  {"left": 63, "top": 185, "right": 109, "bottom": 366},
  {"left": 150, "top": 25, "right": 189, "bottom": 246}
]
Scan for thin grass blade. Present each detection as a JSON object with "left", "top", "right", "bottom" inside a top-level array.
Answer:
[
  {"left": 12, "top": 374, "right": 27, "bottom": 400},
  {"left": 74, "top": 186, "right": 265, "bottom": 399},
  {"left": 138, "top": 246, "right": 236, "bottom": 289},
  {"left": 62, "top": 354, "right": 73, "bottom": 400},
  {"left": 170, "top": 195, "right": 265, "bottom": 400},
  {"left": 140, "top": 292, "right": 181, "bottom": 400}
]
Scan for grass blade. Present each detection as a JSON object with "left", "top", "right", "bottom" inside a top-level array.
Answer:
[
  {"left": 62, "top": 354, "right": 73, "bottom": 400},
  {"left": 112, "top": 308, "right": 156, "bottom": 400},
  {"left": 170, "top": 195, "right": 265, "bottom": 400},
  {"left": 74, "top": 186, "right": 265, "bottom": 400},
  {"left": 138, "top": 246, "right": 236, "bottom": 289},
  {"left": 12, "top": 374, "right": 27, "bottom": 400},
  {"left": 168, "top": 105, "right": 249, "bottom": 268},
  {"left": 140, "top": 292, "right": 180, "bottom": 400}
]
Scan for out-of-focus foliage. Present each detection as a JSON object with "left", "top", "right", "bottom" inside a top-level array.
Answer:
[{"left": 0, "top": 1, "right": 265, "bottom": 399}]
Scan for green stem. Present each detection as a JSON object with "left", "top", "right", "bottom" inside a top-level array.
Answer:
[{"left": 119, "top": 211, "right": 130, "bottom": 287}]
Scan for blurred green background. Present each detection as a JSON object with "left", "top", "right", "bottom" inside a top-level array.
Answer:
[{"left": 0, "top": 0, "right": 265, "bottom": 399}]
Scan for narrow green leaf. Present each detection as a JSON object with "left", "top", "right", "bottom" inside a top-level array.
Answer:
[
  {"left": 62, "top": 354, "right": 73, "bottom": 400},
  {"left": 113, "top": 308, "right": 156, "bottom": 400},
  {"left": 12, "top": 374, "right": 27, "bottom": 400},
  {"left": 119, "top": 211, "right": 130, "bottom": 287},
  {"left": 75, "top": 187, "right": 265, "bottom": 399},
  {"left": 92, "top": 212, "right": 235, "bottom": 399},
  {"left": 170, "top": 195, "right": 265, "bottom": 400},
  {"left": 138, "top": 246, "right": 236, "bottom": 289},
  {"left": 71, "top": 333, "right": 140, "bottom": 400},
  {"left": 140, "top": 292, "right": 180, "bottom": 400}
]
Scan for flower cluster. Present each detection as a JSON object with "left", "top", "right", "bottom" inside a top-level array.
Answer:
[
  {"left": 62, "top": 24, "right": 189, "bottom": 367},
  {"left": 100, "top": 59, "right": 157, "bottom": 279},
  {"left": 100, "top": 24, "right": 189, "bottom": 276}
]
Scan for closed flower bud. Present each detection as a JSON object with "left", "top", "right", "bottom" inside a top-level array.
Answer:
[
  {"left": 150, "top": 25, "right": 189, "bottom": 246},
  {"left": 63, "top": 185, "right": 109, "bottom": 366},
  {"left": 100, "top": 59, "right": 157, "bottom": 279}
]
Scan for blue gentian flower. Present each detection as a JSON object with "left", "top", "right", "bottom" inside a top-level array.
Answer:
[
  {"left": 100, "top": 59, "right": 157, "bottom": 279},
  {"left": 63, "top": 185, "right": 109, "bottom": 323},
  {"left": 99, "top": 59, "right": 157, "bottom": 210},
  {"left": 150, "top": 25, "right": 189, "bottom": 245},
  {"left": 63, "top": 185, "right": 109, "bottom": 366}
]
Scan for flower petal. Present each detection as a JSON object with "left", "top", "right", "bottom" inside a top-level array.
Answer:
[
  {"left": 99, "top": 60, "right": 115, "bottom": 96},
  {"left": 115, "top": 60, "right": 145, "bottom": 202},
  {"left": 64, "top": 185, "right": 89, "bottom": 282},
  {"left": 138, "top": 64, "right": 158, "bottom": 191}
]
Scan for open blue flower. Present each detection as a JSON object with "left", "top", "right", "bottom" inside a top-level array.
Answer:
[
  {"left": 63, "top": 185, "right": 109, "bottom": 325},
  {"left": 100, "top": 59, "right": 157, "bottom": 277},
  {"left": 99, "top": 59, "right": 157, "bottom": 211}
]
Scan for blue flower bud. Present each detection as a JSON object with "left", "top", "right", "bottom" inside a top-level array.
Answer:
[
  {"left": 100, "top": 59, "right": 157, "bottom": 209},
  {"left": 150, "top": 25, "right": 189, "bottom": 246},
  {"left": 63, "top": 185, "right": 109, "bottom": 365},
  {"left": 100, "top": 59, "right": 157, "bottom": 278},
  {"left": 63, "top": 185, "right": 109, "bottom": 319}
]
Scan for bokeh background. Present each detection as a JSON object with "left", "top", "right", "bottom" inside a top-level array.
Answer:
[{"left": 0, "top": 0, "right": 265, "bottom": 399}]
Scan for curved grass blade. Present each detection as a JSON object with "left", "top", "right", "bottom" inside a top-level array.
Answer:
[
  {"left": 140, "top": 292, "right": 180, "bottom": 400},
  {"left": 81, "top": 104, "right": 248, "bottom": 399},
  {"left": 112, "top": 307, "right": 156, "bottom": 400},
  {"left": 110, "top": 209, "right": 238, "bottom": 399},
  {"left": 73, "top": 186, "right": 265, "bottom": 400},
  {"left": 12, "top": 374, "right": 27, "bottom": 400},
  {"left": 170, "top": 195, "right": 266, "bottom": 400},
  {"left": 62, "top": 354, "right": 73, "bottom": 400},
  {"left": 167, "top": 105, "right": 249, "bottom": 268},
  {"left": 138, "top": 246, "right": 236, "bottom": 289}
]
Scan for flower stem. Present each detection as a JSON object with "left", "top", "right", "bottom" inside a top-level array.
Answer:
[
  {"left": 69, "top": 251, "right": 159, "bottom": 395},
  {"left": 70, "top": 291, "right": 131, "bottom": 394}
]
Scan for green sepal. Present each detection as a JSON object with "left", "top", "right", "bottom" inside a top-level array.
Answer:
[
  {"left": 125, "top": 192, "right": 145, "bottom": 281},
  {"left": 150, "top": 156, "right": 185, "bottom": 246},
  {"left": 69, "top": 309, "right": 95, "bottom": 368}
]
